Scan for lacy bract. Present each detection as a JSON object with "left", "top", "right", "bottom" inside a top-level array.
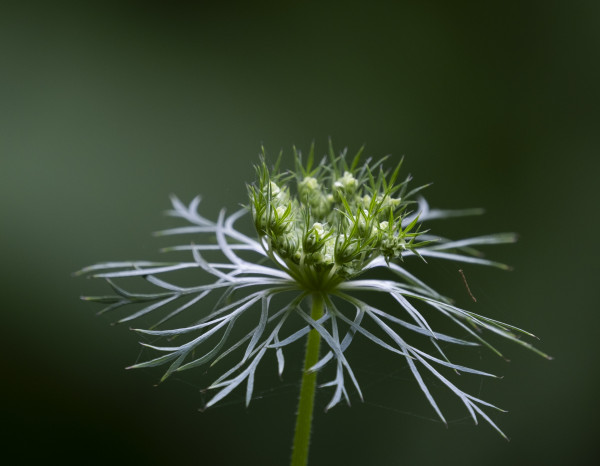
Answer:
[{"left": 78, "top": 146, "right": 548, "bottom": 437}]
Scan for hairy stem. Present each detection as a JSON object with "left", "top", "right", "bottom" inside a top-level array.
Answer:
[{"left": 290, "top": 293, "right": 324, "bottom": 466}]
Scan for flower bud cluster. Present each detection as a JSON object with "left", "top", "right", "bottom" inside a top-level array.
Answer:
[{"left": 249, "top": 149, "right": 428, "bottom": 289}]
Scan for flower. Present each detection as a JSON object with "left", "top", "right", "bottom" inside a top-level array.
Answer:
[{"left": 77, "top": 144, "right": 548, "bottom": 438}]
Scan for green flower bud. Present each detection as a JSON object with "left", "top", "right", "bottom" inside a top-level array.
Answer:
[
  {"left": 304, "top": 222, "right": 328, "bottom": 253},
  {"left": 334, "top": 234, "right": 359, "bottom": 264},
  {"left": 274, "top": 231, "right": 300, "bottom": 259},
  {"left": 333, "top": 171, "right": 358, "bottom": 196},
  {"left": 298, "top": 177, "right": 319, "bottom": 200}
]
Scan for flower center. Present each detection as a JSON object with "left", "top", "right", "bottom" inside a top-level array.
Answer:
[{"left": 249, "top": 154, "right": 429, "bottom": 286}]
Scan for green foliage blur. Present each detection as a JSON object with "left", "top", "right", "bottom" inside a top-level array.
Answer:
[{"left": 1, "top": 2, "right": 598, "bottom": 465}]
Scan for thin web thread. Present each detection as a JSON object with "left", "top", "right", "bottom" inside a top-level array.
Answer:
[{"left": 129, "top": 340, "right": 492, "bottom": 427}]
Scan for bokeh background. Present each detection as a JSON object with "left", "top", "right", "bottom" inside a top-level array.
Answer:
[{"left": 2, "top": 1, "right": 598, "bottom": 465}]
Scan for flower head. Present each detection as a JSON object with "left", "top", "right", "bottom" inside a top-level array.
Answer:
[{"left": 78, "top": 144, "right": 548, "bottom": 437}]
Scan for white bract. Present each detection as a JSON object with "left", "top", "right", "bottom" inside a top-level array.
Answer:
[{"left": 78, "top": 145, "right": 548, "bottom": 437}]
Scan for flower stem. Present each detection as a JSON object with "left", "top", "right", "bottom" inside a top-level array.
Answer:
[{"left": 290, "top": 293, "right": 324, "bottom": 466}]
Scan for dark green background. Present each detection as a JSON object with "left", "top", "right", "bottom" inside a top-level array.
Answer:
[{"left": 2, "top": 1, "right": 598, "bottom": 465}]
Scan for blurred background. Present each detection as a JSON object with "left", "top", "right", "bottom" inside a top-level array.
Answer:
[{"left": 1, "top": 1, "right": 598, "bottom": 464}]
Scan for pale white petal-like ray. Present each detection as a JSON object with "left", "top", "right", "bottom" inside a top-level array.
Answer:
[{"left": 79, "top": 188, "right": 544, "bottom": 439}]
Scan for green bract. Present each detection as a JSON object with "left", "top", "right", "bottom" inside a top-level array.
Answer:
[{"left": 78, "top": 144, "right": 548, "bottom": 443}]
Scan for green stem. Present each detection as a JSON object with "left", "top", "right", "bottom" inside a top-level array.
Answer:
[{"left": 290, "top": 293, "right": 324, "bottom": 466}]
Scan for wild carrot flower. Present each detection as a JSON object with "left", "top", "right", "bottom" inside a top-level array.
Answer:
[{"left": 77, "top": 144, "right": 548, "bottom": 465}]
